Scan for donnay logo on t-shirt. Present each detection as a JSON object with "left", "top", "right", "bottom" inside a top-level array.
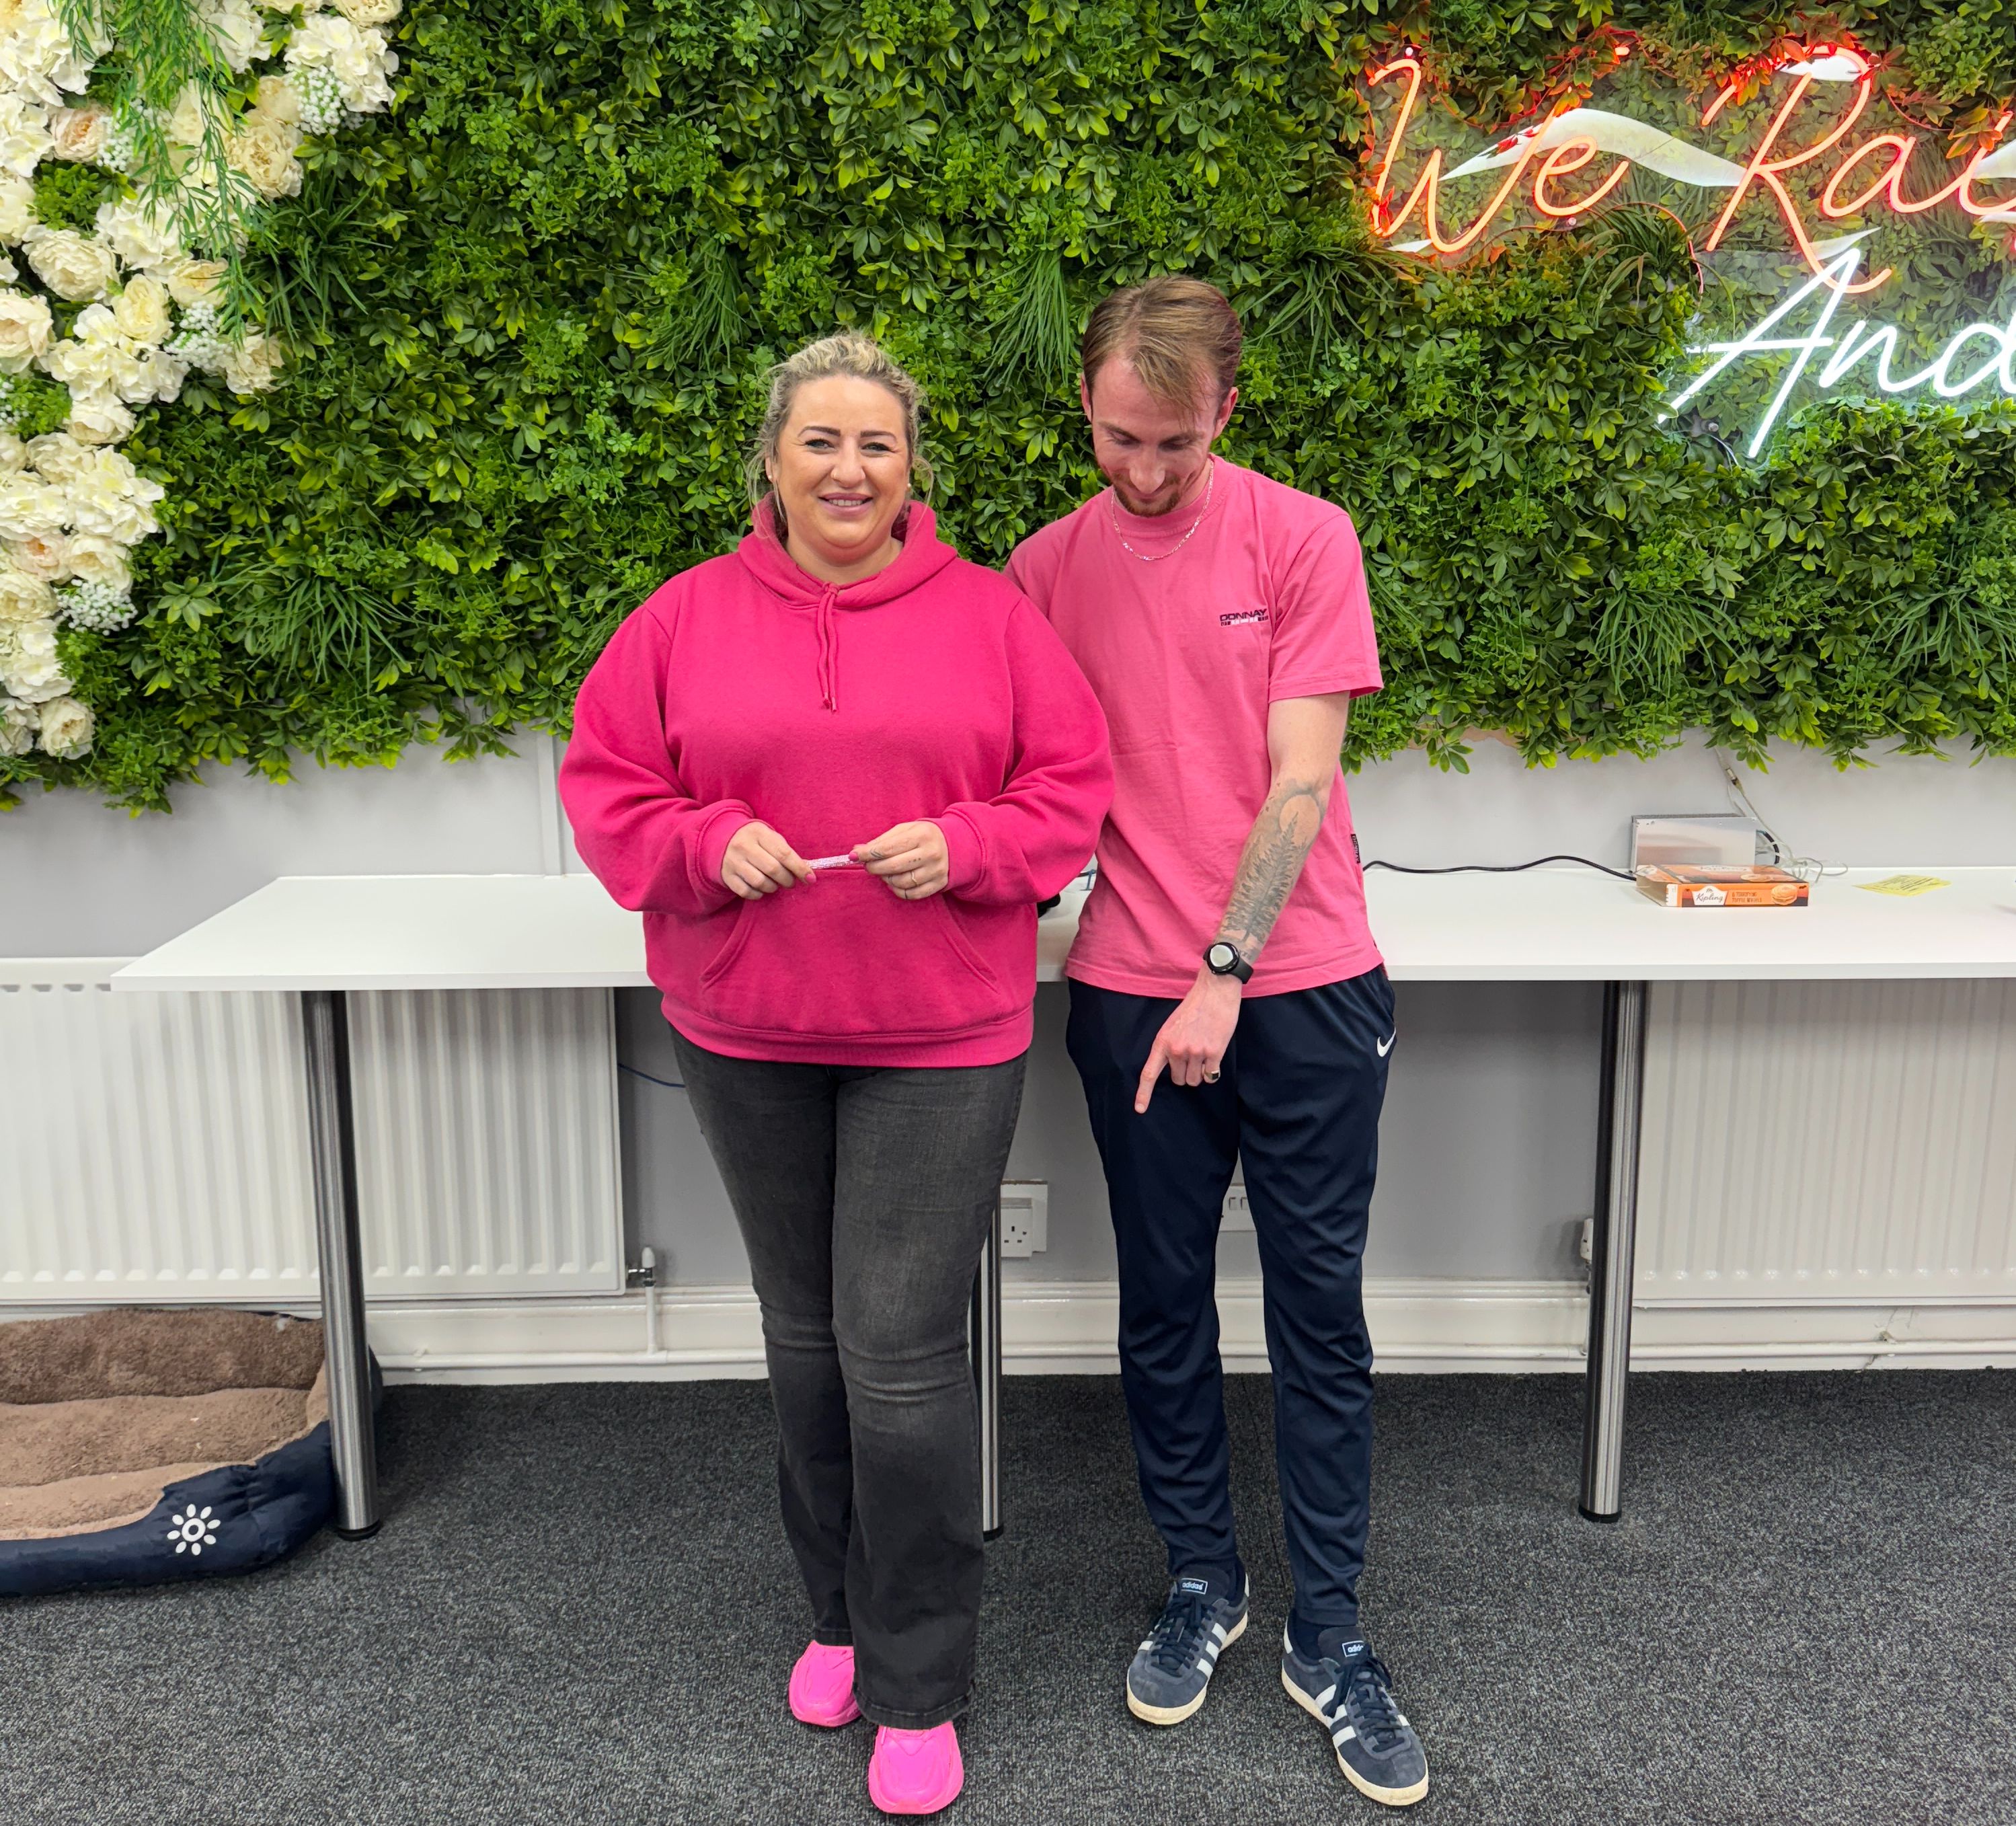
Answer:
[{"left": 1219, "top": 608, "right": 1268, "bottom": 627}]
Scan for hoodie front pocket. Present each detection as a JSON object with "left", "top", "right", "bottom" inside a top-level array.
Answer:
[{"left": 696, "top": 875, "right": 1015, "bottom": 1040}]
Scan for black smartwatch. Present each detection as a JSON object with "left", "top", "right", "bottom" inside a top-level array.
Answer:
[{"left": 1204, "top": 940, "right": 1253, "bottom": 983}]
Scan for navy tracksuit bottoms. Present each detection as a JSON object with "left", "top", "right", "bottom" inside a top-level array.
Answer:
[{"left": 1066, "top": 966, "right": 1394, "bottom": 1637}]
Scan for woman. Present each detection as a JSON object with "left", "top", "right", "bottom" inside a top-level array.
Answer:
[{"left": 559, "top": 334, "right": 1111, "bottom": 1816}]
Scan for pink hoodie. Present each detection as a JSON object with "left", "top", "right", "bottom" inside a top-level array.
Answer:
[{"left": 559, "top": 500, "right": 1113, "bottom": 1067}]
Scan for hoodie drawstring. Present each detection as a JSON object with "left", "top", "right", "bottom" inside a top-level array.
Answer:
[{"left": 816, "top": 586, "right": 839, "bottom": 712}]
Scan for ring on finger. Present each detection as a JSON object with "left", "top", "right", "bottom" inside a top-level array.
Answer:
[{"left": 1203, "top": 1069, "right": 1220, "bottom": 1083}]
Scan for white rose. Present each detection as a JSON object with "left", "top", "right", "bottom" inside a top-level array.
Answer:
[
  {"left": 65, "top": 531, "right": 129, "bottom": 591},
  {"left": 221, "top": 328, "right": 284, "bottom": 394},
  {"left": 47, "top": 102, "right": 110, "bottom": 161},
  {"left": 44, "top": 332, "right": 140, "bottom": 400},
  {"left": 0, "top": 92, "right": 54, "bottom": 179},
  {"left": 0, "top": 693, "right": 36, "bottom": 757},
  {"left": 11, "top": 616, "right": 60, "bottom": 662},
  {"left": 254, "top": 74, "right": 302, "bottom": 126},
  {"left": 25, "top": 431, "right": 87, "bottom": 483},
  {"left": 0, "top": 567, "right": 54, "bottom": 619},
  {"left": 24, "top": 227, "right": 120, "bottom": 302},
  {"left": 7, "top": 531, "right": 69, "bottom": 579},
  {"left": 0, "top": 430, "right": 25, "bottom": 473},
  {"left": 228, "top": 110, "right": 303, "bottom": 200},
  {"left": 157, "top": 257, "right": 225, "bottom": 307},
  {"left": 44, "top": 306, "right": 179, "bottom": 408},
  {"left": 332, "top": 0, "right": 401, "bottom": 24},
  {"left": 112, "top": 276, "right": 173, "bottom": 346},
  {"left": 137, "top": 344, "right": 186, "bottom": 404},
  {"left": 94, "top": 197, "right": 185, "bottom": 272},
  {"left": 0, "top": 615, "right": 69, "bottom": 701},
  {"left": 165, "top": 82, "right": 208, "bottom": 147},
  {"left": 0, "top": 174, "right": 35, "bottom": 243},
  {"left": 0, "top": 473, "right": 68, "bottom": 537},
  {"left": 67, "top": 392, "right": 137, "bottom": 444},
  {"left": 286, "top": 15, "right": 398, "bottom": 114},
  {"left": 0, "top": 0, "right": 97, "bottom": 108},
  {"left": 35, "top": 693, "right": 91, "bottom": 757},
  {"left": 0, "top": 286, "right": 52, "bottom": 371},
  {"left": 196, "top": 0, "right": 270, "bottom": 72},
  {"left": 63, "top": 448, "right": 165, "bottom": 541}
]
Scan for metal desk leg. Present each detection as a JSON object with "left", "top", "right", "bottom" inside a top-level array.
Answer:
[
  {"left": 1580, "top": 980, "right": 1649, "bottom": 1523},
  {"left": 301, "top": 989, "right": 381, "bottom": 1539},
  {"left": 971, "top": 1197, "right": 1003, "bottom": 1540}
]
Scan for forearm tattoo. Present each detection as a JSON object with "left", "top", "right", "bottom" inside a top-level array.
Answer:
[{"left": 1218, "top": 775, "right": 1326, "bottom": 964}]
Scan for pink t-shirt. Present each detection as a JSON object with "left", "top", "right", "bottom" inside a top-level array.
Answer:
[{"left": 1006, "top": 457, "right": 1384, "bottom": 998}]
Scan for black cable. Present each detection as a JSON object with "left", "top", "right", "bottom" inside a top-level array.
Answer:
[
  {"left": 1364, "top": 853, "right": 1635, "bottom": 882},
  {"left": 619, "top": 1063, "right": 687, "bottom": 1091}
]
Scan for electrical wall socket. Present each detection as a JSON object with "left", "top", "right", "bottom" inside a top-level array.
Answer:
[
  {"left": 1222, "top": 1168, "right": 1254, "bottom": 1233},
  {"left": 999, "top": 1182, "right": 1048, "bottom": 1258}
]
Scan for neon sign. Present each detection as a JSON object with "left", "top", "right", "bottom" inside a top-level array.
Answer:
[
  {"left": 1364, "top": 42, "right": 2016, "bottom": 452},
  {"left": 1668, "top": 241, "right": 2016, "bottom": 455}
]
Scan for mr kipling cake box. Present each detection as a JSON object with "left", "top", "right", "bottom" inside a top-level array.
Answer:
[{"left": 1634, "top": 864, "right": 1810, "bottom": 908}]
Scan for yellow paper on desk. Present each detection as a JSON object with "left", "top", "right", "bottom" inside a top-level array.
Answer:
[{"left": 1857, "top": 874, "right": 1950, "bottom": 897}]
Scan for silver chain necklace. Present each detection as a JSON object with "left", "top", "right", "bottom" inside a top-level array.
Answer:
[{"left": 1108, "top": 463, "right": 1215, "bottom": 562}]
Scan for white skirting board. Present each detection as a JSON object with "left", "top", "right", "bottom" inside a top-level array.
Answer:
[{"left": 9, "top": 1279, "right": 2003, "bottom": 1382}]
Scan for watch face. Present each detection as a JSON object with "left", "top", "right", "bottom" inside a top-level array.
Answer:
[{"left": 1207, "top": 942, "right": 1237, "bottom": 971}]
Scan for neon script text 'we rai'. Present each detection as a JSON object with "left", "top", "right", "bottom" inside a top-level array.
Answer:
[{"left": 1364, "top": 44, "right": 2016, "bottom": 450}]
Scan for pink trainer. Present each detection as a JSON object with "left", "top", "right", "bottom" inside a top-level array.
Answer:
[
  {"left": 788, "top": 1641, "right": 861, "bottom": 1728},
  {"left": 866, "top": 1722, "right": 964, "bottom": 1817}
]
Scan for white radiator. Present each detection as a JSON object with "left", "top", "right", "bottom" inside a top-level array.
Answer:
[
  {"left": 0, "top": 961, "right": 623, "bottom": 1301},
  {"left": 1637, "top": 979, "right": 2016, "bottom": 1304}
]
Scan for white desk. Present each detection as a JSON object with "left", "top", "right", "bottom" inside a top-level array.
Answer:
[{"left": 115, "top": 866, "right": 2016, "bottom": 1533}]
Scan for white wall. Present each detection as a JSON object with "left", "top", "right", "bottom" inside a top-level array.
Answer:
[{"left": 7, "top": 732, "right": 2015, "bottom": 1291}]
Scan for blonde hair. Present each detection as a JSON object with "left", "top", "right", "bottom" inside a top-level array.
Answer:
[
  {"left": 1081, "top": 276, "right": 1243, "bottom": 408},
  {"left": 746, "top": 332, "right": 935, "bottom": 524}
]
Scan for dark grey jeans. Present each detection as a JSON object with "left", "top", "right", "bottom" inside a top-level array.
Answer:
[{"left": 670, "top": 1029, "right": 1028, "bottom": 1728}]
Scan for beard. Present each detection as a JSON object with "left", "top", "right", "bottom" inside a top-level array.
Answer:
[{"left": 1106, "top": 459, "right": 1210, "bottom": 519}]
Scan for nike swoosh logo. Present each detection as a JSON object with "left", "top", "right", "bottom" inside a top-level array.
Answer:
[{"left": 1377, "top": 1032, "right": 1396, "bottom": 1057}]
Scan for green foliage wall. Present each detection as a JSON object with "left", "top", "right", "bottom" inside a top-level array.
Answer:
[{"left": 17, "top": 0, "right": 2016, "bottom": 812}]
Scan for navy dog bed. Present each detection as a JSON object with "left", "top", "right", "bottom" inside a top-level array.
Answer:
[{"left": 1, "top": 1308, "right": 373, "bottom": 1598}]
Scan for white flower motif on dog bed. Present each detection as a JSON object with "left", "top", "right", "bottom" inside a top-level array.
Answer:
[{"left": 165, "top": 1503, "right": 219, "bottom": 1556}]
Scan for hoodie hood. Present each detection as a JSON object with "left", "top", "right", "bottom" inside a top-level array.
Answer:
[
  {"left": 736, "top": 495, "right": 959, "bottom": 610},
  {"left": 736, "top": 496, "right": 961, "bottom": 711}
]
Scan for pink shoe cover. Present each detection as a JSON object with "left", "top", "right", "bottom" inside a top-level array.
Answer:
[
  {"left": 867, "top": 1722, "right": 964, "bottom": 1817},
  {"left": 788, "top": 1641, "right": 861, "bottom": 1728}
]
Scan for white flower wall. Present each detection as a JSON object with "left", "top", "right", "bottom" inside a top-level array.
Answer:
[{"left": 0, "top": 0, "right": 399, "bottom": 762}]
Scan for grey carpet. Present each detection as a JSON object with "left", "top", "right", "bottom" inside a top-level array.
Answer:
[{"left": 3, "top": 1370, "right": 2013, "bottom": 1825}]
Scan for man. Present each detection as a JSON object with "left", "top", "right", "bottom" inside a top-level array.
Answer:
[{"left": 1006, "top": 276, "right": 1428, "bottom": 1807}]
